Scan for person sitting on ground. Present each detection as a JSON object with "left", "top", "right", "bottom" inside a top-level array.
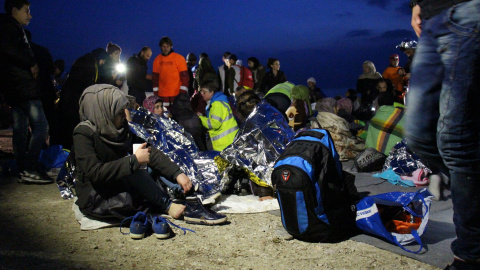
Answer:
[
  {"left": 197, "top": 80, "right": 239, "bottom": 151},
  {"left": 235, "top": 90, "right": 261, "bottom": 126},
  {"left": 306, "top": 77, "right": 326, "bottom": 102},
  {"left": 73, "top": 84, "right": 226, "bottom": 224},
  {"left": 171, "top": 93, "right": 207, "bottom": 151},
  {"left": 142, "top": 95, "right": 166, "bottom": 117},
  {"left": 259, "top": 58, "right": 287, "bottom": 94},
  {"left": 336, "top": 97, "right": 354, "bottom": 123},
  {"left": 247, "top": 57, "right": 266, "bottom": 96},
  {"left": 372, "top": 78, "right": 396, "bottom": 111},
  {"left": 286, "top": 85, "right": 312, "bottom": 132},
  {"left": 313, "top": 97, "right": 365, "bottom": 161},
  {"left": 263, "top": 81, "right": 295, "bottom": 121},
  {"left": 345, "top": 89, "right": 360, "bottom": 113},
  {"left": 192, "top": 56, "right": 216, "bottom": 115}
]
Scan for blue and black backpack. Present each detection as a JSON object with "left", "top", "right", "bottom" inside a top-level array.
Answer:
[{"left": 272, "top": 129, "right": 357, "bottom": 242}]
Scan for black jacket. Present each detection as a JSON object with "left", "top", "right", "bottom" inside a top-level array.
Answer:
[
  {"left": 413, "top": 0, "right": 470, "bottom": 19},
  {"left": 0, "top": 14, "right": 40, "bottom": 105},
  {"left": 260, "top": 70, "right": 287, "bottom": 94},
  {"left": 126, "top": 54, "right": 149, "bottom": 94},
  {"left": 57, "top": 52, "right": 98, "bottom": 149},
  {"left": 171, "top": 93, "right": 207, "bottom": 151},
  {"left": 73, "top": 125, "right": 182, "bottom": 211}
]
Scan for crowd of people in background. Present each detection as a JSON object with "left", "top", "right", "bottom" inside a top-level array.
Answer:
[
  {"left": 0, "top": 0, "right": 417, "bottom": 185},
  {"left": 2, "top": 0, "right": 480, "bottom": 267}
]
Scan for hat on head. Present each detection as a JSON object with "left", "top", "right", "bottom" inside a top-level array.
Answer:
[
  {"left": 226, "top": 54, "right": 238, "bottom": 62},
  {"left": 396, "top": 38, "right": 417, "bottom": 51},
  {"left": 307, "top": 77, "right": 316, "bottom": 84},
  {"left": 389, "top": 54, "right": 399, "bottom": 60}
]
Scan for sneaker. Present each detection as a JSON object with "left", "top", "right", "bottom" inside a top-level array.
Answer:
[
  {"left": 150, "top": 216, "right": 171, "bottom": 239},
  {"left": 184, "top": 197, "right": 227, "bottom": 225},
  {"left": 120, "top": 212, "right": 149, "bottom": 239},
  {"left": 150, "top": 215, "right": 195, "bottom": 238},
  {"left": 18, "top": 170, "right": 54, "bottom": 184}
]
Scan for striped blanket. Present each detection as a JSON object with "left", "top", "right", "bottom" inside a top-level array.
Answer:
[{"left": 365, "top": 103, "right": 405, "bottom": 155}]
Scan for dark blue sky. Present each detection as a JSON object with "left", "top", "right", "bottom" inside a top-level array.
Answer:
[{"left": 20, "top": 0, "right": 416, "bottom": 97}]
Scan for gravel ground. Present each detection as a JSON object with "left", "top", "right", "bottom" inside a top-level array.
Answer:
[{"left": 0, "top": 129, "right": 438, "bottom": 269}]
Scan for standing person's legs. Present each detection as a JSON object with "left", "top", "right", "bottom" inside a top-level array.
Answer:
[
  {"left": 11, "top": 104, "right": 30, "bottom": 172},
  {"left": 24, "top": 100, "right": 49, "bottom": 171},
  {"left": 407, "top": 1, "right": 480, "bottom": 262},
  {"left": 436, "top": 1, "right": 480, "bottom": 262}
]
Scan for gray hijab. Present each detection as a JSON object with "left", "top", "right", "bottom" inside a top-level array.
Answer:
[
  {"left": 76, "top": 84, "right": 130, "bottom": 148},
  {"left": 316, "top": 97, "right": 337, "bottom": 114}
]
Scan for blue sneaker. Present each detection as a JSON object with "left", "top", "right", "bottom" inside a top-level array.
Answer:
[
  {"left": 151, "top": 216, "right": 171, "bottom": 239},
  {"left": 184, "top": 197, "right": 227, "bottom": 225},
  {"left": 150, "top": 215, "right": 195, "bottom": 239},
  {"left": 120, "top": 212, "right": 149, "bottom": 239}
]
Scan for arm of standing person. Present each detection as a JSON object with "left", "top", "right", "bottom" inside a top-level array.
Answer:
[
  {"left": 0, "top": 25, "right": 37, "bottom": 73},
  {"left": 227, "top": 68, "right": 235, "bottom": 95},
  {"left": 281, "top": 71, "right": 287, "bottom": 83},
  {"left": 411, "top": 4, "right": 422, "bottom": 37},
  {"left": 177, "top": 55, "right": 189, "bottom": 94}
]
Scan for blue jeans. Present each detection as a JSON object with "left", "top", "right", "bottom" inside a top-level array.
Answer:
[
  {"left": 405, "top": 0, "right": 480, "bottom": 261},
  {"left": 11, "top": 100, "right": 48, "bottom": 171}
]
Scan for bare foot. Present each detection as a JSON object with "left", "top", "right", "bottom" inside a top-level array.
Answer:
[
  {"left": 167, "top": 203, "right": 185, "bottom": 219},
  {"left": 259, "top": 196, "right": 274, "bottom": 201}
]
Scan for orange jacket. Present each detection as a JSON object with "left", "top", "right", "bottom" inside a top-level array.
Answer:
[
  {"left": 152, "top": 52, "right": 188, "bottom": 97},
  {"left": 382, "top": 66, "right": 405, "bottom": 93}
]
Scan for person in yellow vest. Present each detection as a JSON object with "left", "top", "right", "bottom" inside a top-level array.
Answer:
[{"left": 197, "top": 80, "right": 239, "bottom": 151}]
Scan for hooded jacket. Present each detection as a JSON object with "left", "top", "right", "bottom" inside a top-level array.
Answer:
[{"left": 199, "top": 91, "right": 239, "bottom": 151}]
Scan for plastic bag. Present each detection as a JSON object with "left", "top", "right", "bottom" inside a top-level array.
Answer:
[{"left": 355, "top": 188, "right": 432, "bottom": 253}]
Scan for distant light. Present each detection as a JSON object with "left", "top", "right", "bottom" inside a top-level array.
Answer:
[{"left": 116, "top": 63, "right": 126, "bottom": 73}]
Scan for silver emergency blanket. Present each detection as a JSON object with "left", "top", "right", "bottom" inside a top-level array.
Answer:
[
  {"left": 128, "top": 107, "right": 221, "bottom": 202},
  {"left": 382, "top": 139, "right": 432, "bottom": 176},
  {"left": 218, "top": 101, "right": 295, "bottom": 190}
]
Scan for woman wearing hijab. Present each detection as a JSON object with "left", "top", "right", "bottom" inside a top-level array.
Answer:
[
  {"left": 72, "top": 84, "right": 191, "bottom": 220},
  {"left": 356, "top": 61, "right": 382, "bottom": 107}
]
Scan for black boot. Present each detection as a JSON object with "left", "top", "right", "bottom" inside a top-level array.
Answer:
[{"left": 184, "top": 197, "right": 227, "bottom": 225}]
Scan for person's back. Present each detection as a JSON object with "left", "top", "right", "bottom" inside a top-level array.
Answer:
[
  {"left": 58, "top": 51, "right": 101, "bottom": 149},
  {"left": 170, "top": 93, "right": 207, "bottom": 151}
]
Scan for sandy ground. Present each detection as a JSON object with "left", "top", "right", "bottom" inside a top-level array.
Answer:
[{"left": 0, "top": 129, "right": 438, "bottom": 270}]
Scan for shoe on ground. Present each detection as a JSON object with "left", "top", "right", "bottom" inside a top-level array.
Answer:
[
  {"left": 120, "top": 211, "right": 149, "bottom": 239},
  {"left": 151, "top": 216, "right": 171, "bottom": 239},
  {"left": 18, "top": 170, "right": 54, "bottom": 184},
  {"left": 151, "top": 215, "right": 195, "bottom": 238},
  {"left": 184, "top": 197, "right": 227, "bottom": 225}
]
